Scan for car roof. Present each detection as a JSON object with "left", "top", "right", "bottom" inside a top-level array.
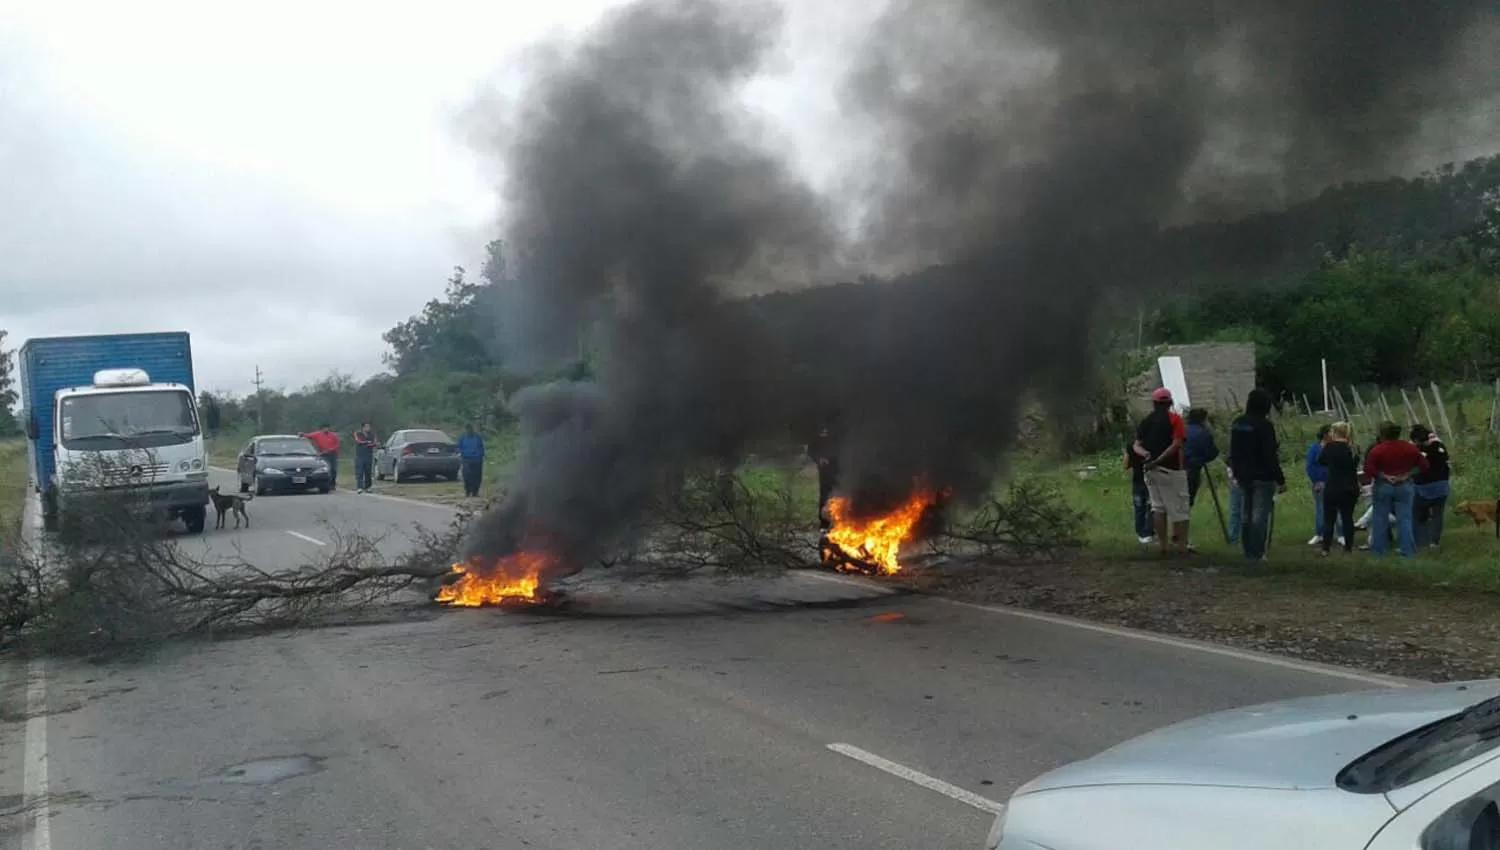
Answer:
[{"left": 254, "top": 434, "right": 311, "bottom": 442}]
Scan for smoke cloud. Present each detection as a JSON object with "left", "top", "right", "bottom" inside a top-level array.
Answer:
[{"left": 463, "top": 0, "right": 1496, "bottom": 576}]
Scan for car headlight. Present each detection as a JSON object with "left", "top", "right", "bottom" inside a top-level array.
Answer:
[
  {"left": 258, "top": 466, "right": 284, "bottom": 475},
  {"left": 985, "top": 809, "right": 1008, "bottom": 850}
]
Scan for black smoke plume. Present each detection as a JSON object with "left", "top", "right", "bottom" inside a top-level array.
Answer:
[{"left": 463, "top": 0, "right": 1496, "bottom": 576}]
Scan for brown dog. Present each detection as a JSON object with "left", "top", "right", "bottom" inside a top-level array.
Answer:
[
  {"left": 1453, "top": 499, "right": 1498, "bottom": 528},
  {"left": 209, "top": 486, "right": 253, "bottom": 529}
]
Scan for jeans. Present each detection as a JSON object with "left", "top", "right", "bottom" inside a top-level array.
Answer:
[
  {"left": 1311, "top": 487, "right": 1346, "bottom": 541},
  {"left": 461, "top": 459, "right": 484, "bottom": 497},
  {"left": 321, "top": 452, "right": 339, "bottom": 489},
  {"left": 1186, "top": 466, "right": 1202, "bottom": 507},
  {"left": 354, "top": 454, "right": 373, "bottom": 490},
  {"left": 817, "top": 463, "right": 839, "bottom": 530},
  {"left": 1414, "top": 495, "right": 1448, "bottom": 547},
  {"left": 1240, "top": 480, "right": 1278, "bottom": 560},
  {"left": 1321, "top": 490, "right": 1357, "bottom": 552},
  {"left": 1370, "top": 480, "right": 1416, "bottom": 557},
  {"left": 1131, "top": 477, "right": 1152, "bottom": 538},
  {"left": 1226, "top": 480, "right": 1243, "bottom": 543}
]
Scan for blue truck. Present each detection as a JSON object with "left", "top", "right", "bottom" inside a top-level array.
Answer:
[{"left": 19, "top": 332, "right": 210, "bottom": 533}]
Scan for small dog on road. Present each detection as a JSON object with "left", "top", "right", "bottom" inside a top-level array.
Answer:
[
  {"left": 209, "top": 486, "right": 253, "bottom": 529},
  {"left": 1453, "top": 499, "right": 1498, "bottom": 529}
]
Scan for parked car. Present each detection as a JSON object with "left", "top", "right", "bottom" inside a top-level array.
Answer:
[
  {"left": 987, "top": 678, "right": 1500, "bottom": 850},
  {"left": 375, "top": 429, "right": 461, "bottom": 483},
  {"left": 236, "top": 434, "right": 332, "bottom": 495}
]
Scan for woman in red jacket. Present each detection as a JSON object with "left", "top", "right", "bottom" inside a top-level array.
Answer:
[{"left": 1361, "top": 421, "right": 1428, "bottom": 558}]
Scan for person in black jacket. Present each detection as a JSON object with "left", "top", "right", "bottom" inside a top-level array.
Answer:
[
  {"left": 1315, "top": 421, "right": 1360, "bottom": 555},
  {"left": 807, "top": 415, "right": 842, "bottom": 532},
  {"left": 1227, "top": 388, "right": 1286, "bottom": 560},
  {"left": 1410, "top": 424, "right": 1452, "bottom": 548}
]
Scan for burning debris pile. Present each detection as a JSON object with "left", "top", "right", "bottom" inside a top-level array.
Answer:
[
  {"left": 820, "top": 489, "right": 944, "bottom": 576},
  {"left": 442, "top": 0, "right": 1495, "bottom": 600}
]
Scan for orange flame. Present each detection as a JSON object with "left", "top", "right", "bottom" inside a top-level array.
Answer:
[
  {"left": 435, "top": 552, "right": 550, "bottom": 606},
  {"left": 824, "top": 490, "right": 937, "bottom": 575}
]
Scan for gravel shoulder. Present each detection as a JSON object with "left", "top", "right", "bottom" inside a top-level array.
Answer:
[{"left": 888, "top": 556, "right": 1500, "bottom": 682}]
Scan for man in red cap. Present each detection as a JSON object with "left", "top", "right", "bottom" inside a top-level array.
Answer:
[{"left": 1133, "top": 387, "right": 1190, "bottom": 556}]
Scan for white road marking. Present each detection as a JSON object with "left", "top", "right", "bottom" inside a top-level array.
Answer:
[
  {"left": 23, "top": 659, "right": 52, "bottom": 850},
  {"left": 797, "top": 570, "right": 1416, "bottom": 688},
  {"left": 285, "top": 530, "right": 327, "bottom": 547},
  {"left": 827, "top": 743, "right": 1006, "bottom": 815}
]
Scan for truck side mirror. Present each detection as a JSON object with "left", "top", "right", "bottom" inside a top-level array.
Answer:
[{"left": 25, "top": 416, "right": 39, "bottom": 440}]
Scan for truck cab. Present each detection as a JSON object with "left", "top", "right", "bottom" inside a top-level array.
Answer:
[{"left": 20, "top": 333, "right": 210, "bottom": 534}]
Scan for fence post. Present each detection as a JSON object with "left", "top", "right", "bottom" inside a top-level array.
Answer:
[{"left": 1429, "top": 383, "right": 1454, "bottom": 442}]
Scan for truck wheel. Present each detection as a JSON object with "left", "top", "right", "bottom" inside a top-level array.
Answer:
[
  {"left": 42, "top": 511, "right": 59, "bottom": 532},
  {"left": 184, "top": 506, "right": 207, "bottom": 534}
]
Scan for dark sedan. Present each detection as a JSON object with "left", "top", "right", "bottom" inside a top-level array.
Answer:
[
  {"left": 375, "top": 429, "right": 461, "bottom": 482},
  {"left": 236, "top": 435, "right": 332, "bottom": 495}
]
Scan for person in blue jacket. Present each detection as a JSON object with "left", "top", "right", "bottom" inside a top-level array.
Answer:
[
  {"left": 1183, "top": 407, "right": 1219, "bottom": 508},
  {"left": 457, "top": 423, "right": 486, "bottom": 498}
]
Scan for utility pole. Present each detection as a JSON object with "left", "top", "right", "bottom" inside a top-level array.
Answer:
[{"left": 252, "top": 365, "right": 265, "bottom": 425}]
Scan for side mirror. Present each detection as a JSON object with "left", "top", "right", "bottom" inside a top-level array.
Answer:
[{"left": 25, "top": 416, "right": 39, "bottom": 440}]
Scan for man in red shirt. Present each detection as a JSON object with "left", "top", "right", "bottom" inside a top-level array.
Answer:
[
  {"left": 1133, "top": 387, "right": 1190, "bottom": 557},
  {"left": 1361, "top": 420, "right": 1428, "bottom": 557},
  {"left": 301, "top": 423, "right": 342, "bottom": 491}
]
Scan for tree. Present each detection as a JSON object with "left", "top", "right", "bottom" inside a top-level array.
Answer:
[
  {"left": 0, "top": 330, "right": 20, "bottom": 437},
  {"left": 381, "top": 267, "right": 495, "bottom": 376}
]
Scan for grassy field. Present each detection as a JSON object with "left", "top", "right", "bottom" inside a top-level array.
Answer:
[{"left": 0, "top": 439, "right": 30, "bottom": 544}]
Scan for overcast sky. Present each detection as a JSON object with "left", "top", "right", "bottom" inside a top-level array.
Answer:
[{"left": 0, "top": 0, "right": 879, "bottom": 397}]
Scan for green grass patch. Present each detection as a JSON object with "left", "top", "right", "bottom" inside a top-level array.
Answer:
[{"left": 0, "top": 439, "right": 28, "bottom": 543}]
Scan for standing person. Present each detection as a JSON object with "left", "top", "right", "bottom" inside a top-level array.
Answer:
[
  {"left": 1305, "top": 424, "right": 1343, "bottom": 547},
  {"left": 1133, "top": 388, "right": 1190, "bottom": 557},
  {"left": 1315, "top": 422, "right": 1360, "bottom": 556},
  {"left": 457, "top": 423, "right": 486, "bottom": 498},
  {"left": 1123, "top": 438, "right": 1153, "bottom": 544},
  {"left": 301, "top": 424, "right": 341, "bottom": 491},
  {"left": 352, "top": 422, "right": 378, "bottom": 494},
  {"left": 807, "top": 416, "right": 841, "bottom": 532},
  {"left": 1363, "top": 420, "right": 1428, "bottom": 558},
  {"left": 1410, "top": 424, "right": 1451, "bottom": 549},
  {"left": 1181, "top": 407, "right": 1218, "bottom": 551},
  {"left": 1183, "top": 408, "right": 1219, "bottom": 508},
  {"left": 1228, "top": 388, "right": 1286, "bottom": 561}
]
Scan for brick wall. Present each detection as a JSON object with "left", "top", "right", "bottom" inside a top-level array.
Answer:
[{"left": 1132, "top": 343, "right": 1257, "bottom": 414}]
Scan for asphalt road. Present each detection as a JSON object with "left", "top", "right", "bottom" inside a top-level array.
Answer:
[{"left": 1, "top": 470, "right": 1415, "bottom": 850}]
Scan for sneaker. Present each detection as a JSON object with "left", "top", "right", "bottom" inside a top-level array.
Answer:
[
  {"left": 1138, "top": 535, "right": 1155, "bottom": 545},
  {"left": 1307, "top": 535, "right": 1322, "bottom": 546},
  {"left": 1336, "top": 536, "right": 1346, "bottom": 547}
]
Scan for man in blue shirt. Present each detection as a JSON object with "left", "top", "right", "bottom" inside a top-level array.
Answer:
[
  {"left": 457, "top": 423, "right": 486, "bottom": 498},
  {"left": 1306, "top": 424, "right": 1345, "bottom": 547}
]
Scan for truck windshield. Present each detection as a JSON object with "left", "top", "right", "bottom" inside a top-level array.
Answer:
[{"left": 59, "top": 390, "right": 198, "bottom": 449}]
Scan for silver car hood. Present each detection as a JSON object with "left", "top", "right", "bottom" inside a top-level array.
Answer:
[{"left": 1016, "top": 680, "right": 1500, "bottom": 795}]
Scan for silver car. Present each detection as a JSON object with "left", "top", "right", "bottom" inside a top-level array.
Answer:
[{"left": 989, "top": 679, "right": 1500, "bottom": 849}]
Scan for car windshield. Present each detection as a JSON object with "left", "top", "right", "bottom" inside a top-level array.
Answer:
[
  {"left": 404, "top": 430, "right": 451, "bottom": 443},
  {"left": 1338, "top": 694, "right": 1500, "bottom": 793},
  {"left": 59, "top": 390, "right": 197, "bottom": 444},
  {"left": 257, "top": 438, "right": 319, "bottom": 456}
]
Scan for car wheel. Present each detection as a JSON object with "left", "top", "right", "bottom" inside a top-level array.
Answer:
[
  {"left": 255, "top": 479, "right": 267, "bottom": 497},
  {"left": 394, "top": 462, "right": 406, "bottom": 483},
  {"left": 239, "top": 477, "right": 250, "bottom": 494},
  {"left": 317, "top": 484, "right": 331, "bottom": 494}
]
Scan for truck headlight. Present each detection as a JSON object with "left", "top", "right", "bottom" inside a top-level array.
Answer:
[{"left": 191, "top": 458, "right": 203, "bottom": 470}]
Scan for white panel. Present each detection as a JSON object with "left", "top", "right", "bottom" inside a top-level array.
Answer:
[{"left": 1157, "top": 356, "right": 1191, "bottom": 412}]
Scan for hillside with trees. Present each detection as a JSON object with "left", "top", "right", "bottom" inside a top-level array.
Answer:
[{"left": 191, "top": 153, "right": 1500, "bottom": 442}]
